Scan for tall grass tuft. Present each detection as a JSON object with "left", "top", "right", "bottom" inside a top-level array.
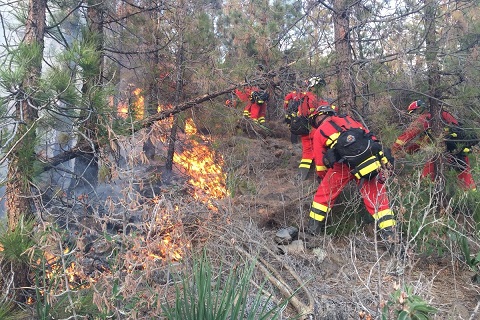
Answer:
[{"left": 161, "top": 251, "right": 286, "bottom": 320}]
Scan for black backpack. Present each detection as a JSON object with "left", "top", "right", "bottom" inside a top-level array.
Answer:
[
  {"left": 444, "top": 123, "right": 479, "bottom": 154},
  {"left": 250, "top": 90, "right": 269, "bottom": 105},
  {"left": 321, "top": 117, "right": 392, "bottom": 179},
  {"left": 286, "top": 99, "right": 302, "bottom": 115},
  {"left": 285, "top": 98, "right": 303, "bottom": 125},
  {"left": 335, "top": 128, "right": 383, "bottom": 168},
  {"left": 289, "top": 115, "right": 310, "bottom": 136}
]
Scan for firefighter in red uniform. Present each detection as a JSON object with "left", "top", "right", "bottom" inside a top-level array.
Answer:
[
  {"left": 284, "top": 77, "right": 330, "bottom": 180},
  {"left": 307, "top": 105, "right": 397, "bottom": 245},
  {"left": 234, "top": 86, "right": 268, "bottom": 124},
  {"left": 392, "top": 100, "right": 476, "bottom": 191}
]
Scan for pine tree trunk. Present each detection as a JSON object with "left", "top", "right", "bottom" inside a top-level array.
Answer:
[
  {"left": 69, "top": 0, "right": 104, "bottom": 195},
  {"left": 333, "top": 0, "right": 355, "bottom": 114},
  {"left": 425, "top": 0, "right": 447, "bottom": 210},
  {"left": 5, "top": 0, "right": 46, "bottom": 302},
  {"left": 166, "top": 30, "right": 185, "bottom": 172},
  {"left": 6, "top": 0, "right": 46, "bottom": 230}
]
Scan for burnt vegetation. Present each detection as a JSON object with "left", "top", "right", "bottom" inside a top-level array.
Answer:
[{"left": 0, "top": 0, "right": 479, "bottom": 319}]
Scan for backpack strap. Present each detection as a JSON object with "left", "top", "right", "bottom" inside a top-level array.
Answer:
[
  {"left": 320, "top": 115, "right": 373, "bottom": 148},
  {"left": 319, "top": 118, "right": 346, "bottom": 148}
]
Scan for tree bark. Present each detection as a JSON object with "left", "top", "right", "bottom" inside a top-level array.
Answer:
[
  {"left": 143, "top": 6, "right": 162, "bottom": 161},
  {"left": 4, "top": 0, "right": 46, "bottom": 302},
  {"left": 425, "top": 0, "right": 446, "bottom": 210},
  {"left": 68, "top": 0, "right": 104, "bottom": 195},
  {"left": 6, "top": 0, "right": 46, "bottom": 230},
  {"left": 333, "top": 0, "right": 355, "bottom": 114},
  {"left": 166, "top": 21, "right": 185, "bottom": 172}
]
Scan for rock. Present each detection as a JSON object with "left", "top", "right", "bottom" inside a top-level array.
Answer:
[
  {"left": 312, "top": 247, "right": 327, "bottom": 263},
  {"left": 274, "top": 226, "right": 299, "bottom": 245},
  {"left": 278, "top": 240, "right": 305, "bottom": 255}
]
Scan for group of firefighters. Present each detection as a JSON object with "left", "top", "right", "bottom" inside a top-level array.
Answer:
[{"left": 230, "top": 77, "right": 477, "bottom": 251}]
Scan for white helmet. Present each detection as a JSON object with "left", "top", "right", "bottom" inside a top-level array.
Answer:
[{"left": 307, "top": 76, "right": 326, "bottom": 88}]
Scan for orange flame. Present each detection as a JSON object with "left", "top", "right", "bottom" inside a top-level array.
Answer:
[
  {"left": 173, "top": 119, "right": 228, "bottom": 210},
  {"left": 132, "top": 88, "right": 144, "bottom": 119},
  {"left": 116, "top": 87, "right": 145, "bottom": 119}
]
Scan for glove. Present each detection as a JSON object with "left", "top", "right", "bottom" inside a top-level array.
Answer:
[{"left": 376, "top": 167, "right": 393, "bottom": 184}]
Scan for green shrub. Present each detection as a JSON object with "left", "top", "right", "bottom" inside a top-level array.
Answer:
[{"left": 382, "top": 284, "right": 437, "bottom": 320}]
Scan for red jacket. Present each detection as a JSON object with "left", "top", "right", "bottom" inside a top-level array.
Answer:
[
  {"left": 393, "top": 111, "right": 458, "bottom": 154},
  {"left": 234, "top": 87, "right": 258, "bottom": 102},
  {"left": 283, "top": 91, "right": 302, "bottom": 109},
  {"left": 284, "top": 91, "right": 329, "bottom": 116},
  {"left": 235, "top": 86, "right": 267, "bottom": 122}
]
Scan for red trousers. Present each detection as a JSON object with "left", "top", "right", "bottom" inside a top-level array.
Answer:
[
  {"left": 299, "top": 129, "right": 316, "bottom": 169},
  {"left": 310, "top": 163, "right": 395, "bottom": 230},
  {"left": 245, "top": 102, "right": 267, "bottom": 123},
  {"left": 421, "top": 156, "right": 476, "bottom": 190}
]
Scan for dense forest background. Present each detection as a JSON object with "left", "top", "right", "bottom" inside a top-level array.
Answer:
[{"left": 0, "top": 0, "right": 479, "bottom": 319}]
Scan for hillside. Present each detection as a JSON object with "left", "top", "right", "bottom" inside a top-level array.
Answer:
[
  {"left": 208, "top": 118, "right": 479, "bottom": 319},
  {"left": 18, "top": 116, "right": 479, "bottom": 319}
]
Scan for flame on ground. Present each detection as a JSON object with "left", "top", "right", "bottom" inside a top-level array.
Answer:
[
  {"left": 28, "top": 95, "right": 227, "bottom": 303},
  {"left": 145, "top": 204, "right": 188, "bottom": 262},
  {"left": 173, "top": 119, "right": 229, "bottom": 210}
]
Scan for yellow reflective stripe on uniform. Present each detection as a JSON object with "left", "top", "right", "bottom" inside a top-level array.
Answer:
[
  {"left": 373, "top": 209, "right": 396, "bottom": 229},
  {"left": 243, "top": 110, "right": 250, "bottom": 116},
  {"left": 395, "top": 139, "right": 405, "bottom": 145},
  {"left": 258, "top": 117, "right": 265, "bottom": 123},
  {"left": 312, "top": 201, "right": 330, "bottom": 212},
  {"left": 309, "top": 211, "right": 326, "bottom": 222},
  {"left": 309, "top": 201, "right": 330, "bottom": 221},
  {"left": 379, "top": 220, "right": 396, "bottom": 229},
  {"left": 316, "top": 165, "right": 327, "bottom": 172},
  {"left": 354, "top": 158, "right": 381, "bottom": 179},
  {"left": 373, "top": 208, "right": 393, "bottom": 220},
  {"left": 326, "top": 132, "right": 341, "bottom": 147},
  {"left": 299, "top": 159, "right": 313, "bottom": 169}
]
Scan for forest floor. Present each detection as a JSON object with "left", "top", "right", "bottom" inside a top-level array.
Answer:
[
  {"left": 32, "top": 117, "right": 480, "bottom": 319},
  {"left": 204, "top": 118, "right": 480, "bottom": 319}
]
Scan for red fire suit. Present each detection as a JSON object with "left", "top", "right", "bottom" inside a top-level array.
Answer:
[
  {"left": 234, "top": 87, "right": 267, "bottom": 124},
  {"left": 392, "top": 111, "right": 476, "bottom": 190},
  {"left": 284, "top": 90, "right": 329, "bottom": 172},
  {"left": 310, "top": 115, "right": 396, "bottom": 231}
]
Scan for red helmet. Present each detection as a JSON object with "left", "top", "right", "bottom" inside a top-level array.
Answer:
[{"left": 407, "top": 100, "right": 426, "bottom": 113}]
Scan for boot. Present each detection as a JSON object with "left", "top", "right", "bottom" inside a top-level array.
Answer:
[
  {"left": 379, "top": 227, "right": 396, "bottom": 243},
  {"left": 379, "top": 227, "right": 402, "bottom": 255},
  {"left": 307, "top": 218, "right": 325, "bottom": 236},
  {"left": 297, "top": 167, "right": 310, "bottom": 181}
]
